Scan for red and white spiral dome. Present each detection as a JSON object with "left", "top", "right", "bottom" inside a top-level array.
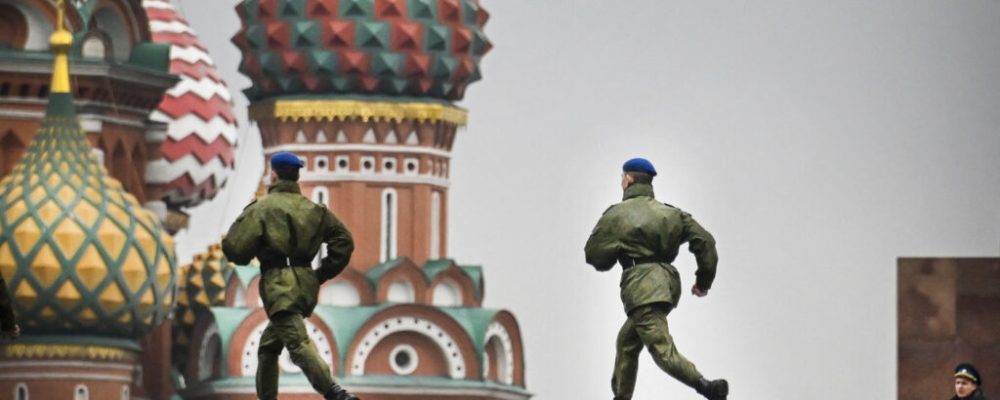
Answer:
[{"left": 143, "top": 0, "right": 239, "bottom": 209}]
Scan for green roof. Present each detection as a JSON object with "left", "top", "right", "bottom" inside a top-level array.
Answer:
[
  {"left": 440, "top": 308, "right": 499, "bottom": 355},
  {"left": 230, "top": 265, "right": 261, "bottom": 288},
  {"left": 364, "top": 258, "right": 405, "bottom": 282},
  {"left": 311, "top": 305, "right": 388, "bottom": 367},
  {"left": 460, "top": 265, "right": 483, "bottom": 298},
  {"left": 421, "top": 259, "right": 452, "bottom": 279}
]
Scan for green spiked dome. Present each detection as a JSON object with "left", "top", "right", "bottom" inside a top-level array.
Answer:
[
  {"left": 233, "top": 0, "right": 492, "bottom": 101},
  {"left": 0, "top": 14, "right": 177, "bottom": 338}
]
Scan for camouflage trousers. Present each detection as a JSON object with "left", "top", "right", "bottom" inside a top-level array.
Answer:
[
  {"left": 256, "top": 311, "right": 334, "bottom": 400},
  {"left": 612, "top": 303, "right": 703, "bottom": 400}
]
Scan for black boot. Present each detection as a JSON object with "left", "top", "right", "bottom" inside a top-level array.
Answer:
[
  {"left": 324, "top": 383, "right": 360, "bottom": 400},
  {"left": 695, "top": 378, "right": 728, "bottom": 400}
]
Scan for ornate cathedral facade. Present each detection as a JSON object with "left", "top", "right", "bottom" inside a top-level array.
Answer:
[{"left": 0, "top": 1, "right": 527, "bottom": 399}]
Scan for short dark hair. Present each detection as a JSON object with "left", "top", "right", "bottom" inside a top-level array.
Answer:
[
  {"left": 626, "top": 171, "right": 653, "bottom": 185},
  {"left": 274, "top": 166, "right": 300, "bottom": 182}
]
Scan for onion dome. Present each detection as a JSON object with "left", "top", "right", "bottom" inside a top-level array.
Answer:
[
  {"left": 232, "top": 0, "right": 492, "bottom": 101},
  {"left": 0, "top": 13, "right": 176, "bottom": 338},
  {"left": 143, "top": 0, "right": 239, "bottom": 209},
  {"left": 173, "top": 243, "right": 235, "bottom": 367}
]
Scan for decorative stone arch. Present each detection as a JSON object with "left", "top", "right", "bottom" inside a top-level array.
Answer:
[
  {"left": 483, "top": 311, "right": 526, "bottom": 386},
  {"left": 227, "top": 308, "right": 340, "bottom": 378},
  {"left": 185, "top": 311, "right": 224, "bottom": 383},
  {"left": 222, "top": 272, "right": 251, "bottom": 308},
  {"left": 319, "top": 268, "right": 374, "bottom": 306},
  {"left": 88, "top": 0, "right": 151, "bottom": 60},
  {"left": 0, "top": 3, "right": 28, "bottom": 49},
  {"left": 244, "top": 275, "right": 263, "bottom": 308},
  {"left": 375, "top": 259, "right": 428, "bottom": 304},
  {"left": 346, "top": 304, "right": 480, "bottom": 379},
  {"left": 426, "top": 265, "right": 478, "bottom": 307}
]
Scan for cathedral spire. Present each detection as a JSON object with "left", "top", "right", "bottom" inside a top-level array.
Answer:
[{"left": 49, "top": 0, "right": 72, "bottom": 94}]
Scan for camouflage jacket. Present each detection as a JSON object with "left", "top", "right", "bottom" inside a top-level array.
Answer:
[
  {"left": 0, "top": 276, "right": 15, "bottom": 331},
  {"left": 222, "top": 180, "right": 354, "bottom": 317},
  {"left": 585, "top": 183, "right": 718, "bottom": 313}
]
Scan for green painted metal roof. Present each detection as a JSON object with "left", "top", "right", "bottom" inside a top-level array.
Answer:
[
  {"left": 460, "top": 265, "right": 483, "bottom": 298},
  {"left": 363, "top": 258, "right": 405, "bottom": 282},
  {"left": 311, "top": 305, "right": 388, "bottom": 367},
  {"left": 230, "top": 265, "right": 261, "bottom": 288},
  {"left": 440, "top": 307, "right": 498, "bottom": 355},
  {"left": 421, "top": 259, "right": 452, "bottom": 280}
]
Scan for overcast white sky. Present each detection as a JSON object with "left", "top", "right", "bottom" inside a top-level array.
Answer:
[{"left": 173, "top": 1, "right": 1000, "bottom": 398}]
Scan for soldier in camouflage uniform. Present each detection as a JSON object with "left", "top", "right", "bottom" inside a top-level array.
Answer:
[
  {"left": 223, "top": 152, "right": 358, "bottom": 400},
  {"left": 585, "top": 158, "right": 728, "bottom": 400},
  {"left": 0, "top": 273, "right": 19, "bottom": 340}
]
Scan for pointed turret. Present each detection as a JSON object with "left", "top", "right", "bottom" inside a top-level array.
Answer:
[{"left": 0, "top": 0, "right": 176, "bottom": 337}]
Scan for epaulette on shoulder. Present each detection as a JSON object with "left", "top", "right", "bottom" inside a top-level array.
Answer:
[
  {"left": 663, "top": 202, "right": 677, "bottom": 209},
  {"left": 602, "top": 204, "right": 617, "bottom": 215},
  {"left": 242, "top": 199, "right": 258, "bottom": 211}
]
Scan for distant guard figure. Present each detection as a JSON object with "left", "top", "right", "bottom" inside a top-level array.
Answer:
[
  {"left": 223, "top": 152, "right": 359, "bottom": 400},
  {"left": 952, "top": 363, "right": 986, "bottom": 400},
  {"left": 585, "top": 158, "right": 729, "bottom": 400},
  {"left": 0, "top": 270, "right": 19, "bottom": 340}
]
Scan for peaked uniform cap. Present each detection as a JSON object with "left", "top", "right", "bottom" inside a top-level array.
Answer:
[{"left": 954, "top": 363, "right": 982, "bottom": 385}]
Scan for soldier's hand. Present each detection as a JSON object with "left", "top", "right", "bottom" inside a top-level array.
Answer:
[{"left": 691, "top": 285, "right": 708, "bottom": 297}]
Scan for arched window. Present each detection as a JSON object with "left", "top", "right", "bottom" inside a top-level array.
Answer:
[
  {"left": 320, "top": 281, "right": 360, "bottom": 306},
  {"left": 387, "top": 280, "right": 414, "bottom": 303},
  {"left": 430, "top": 191, "right": 441, "bottom": 259},
  {"left": 432, "top": 279, "right": 462, "bottom": 307},
  {"left": 312, "top": 186, "right": 330, "bottom": 269},
  {"left": 14, "top": 383, "right": 27, "bottom": 400},
  {"left": 74, "top": 384, "right": 89, "bottom": 400},
  {"left": 380, "top": 188, "right": 398, "bottom": 262},
  {"left": 0, "top": 4, "right": 28, "bottom": 49},
  {"left": 92, "top": 7, "right": 131, "bottom": 62},
  {"left": 120, "top": 386, "right": 129, "bottom": 400}
]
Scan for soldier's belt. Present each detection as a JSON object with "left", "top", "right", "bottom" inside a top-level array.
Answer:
[
  {"left": 619, "top": 256, "right": 670, "bottom": 269},
  {"left": 260, "top": 256, "right": 313, "bottom": 272}
]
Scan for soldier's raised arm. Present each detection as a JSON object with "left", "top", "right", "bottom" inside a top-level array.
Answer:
[
  {"left": 222, "top": 205, "right": 264, "bottom": 265},
  {"left": 315, "top": 208, "right": 354, "bottom": 282},
  {"left": 585, "top": 209, "right": 619, "bottom": 271},
  {"left": 681, "top": 211, "right": 718, "bottom": 291}
]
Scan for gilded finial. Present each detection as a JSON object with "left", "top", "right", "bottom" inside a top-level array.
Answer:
[{"left": 49, "top": 0, "right": 72, "bottom": 94}]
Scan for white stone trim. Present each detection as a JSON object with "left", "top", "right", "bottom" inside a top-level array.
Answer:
[
  {"left": 388, "top": 344, "right": 419, "bottom": 375},
  {"left": 350, "top": 316, "right": 466, "bottom": 378},
  {"left": 430, "top": 191, "right": 441, "bottom": 259},
  {"left": 264, "top": 144, "right": 451, "bottom": 159},
  {"left": 241, "top": 319, "right": 333, "bottom": 376},
  {"left": 0, "top": 373, "right": 130, "bottom": 383},
  {"left": 485, "top": 322, "right": 515, "bottom": 385},
  {"left": 298, "top": 172, "right": 450, "bottom": 188},
  {"left": 14, "top": 382, "right": 27, "bottom": 400},
  {"left": 0, "top": 360, "right": 138, "bottom": 371},
  {"left": 379, "top": 188, "right": 398, "bottom": 262},
  {"left": 197, "top": 324, "right": 220, "bottom": 381}
]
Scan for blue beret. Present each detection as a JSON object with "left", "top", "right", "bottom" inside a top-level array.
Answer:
[
  {"left": 955, "top": 363, "right": 981, "bottom": 385},
  {"left": 271, "top": 152, "right": 305, "bottom": 169},
  {"left": 623, "top": 158, "right": 657, "bottom": 176}
]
